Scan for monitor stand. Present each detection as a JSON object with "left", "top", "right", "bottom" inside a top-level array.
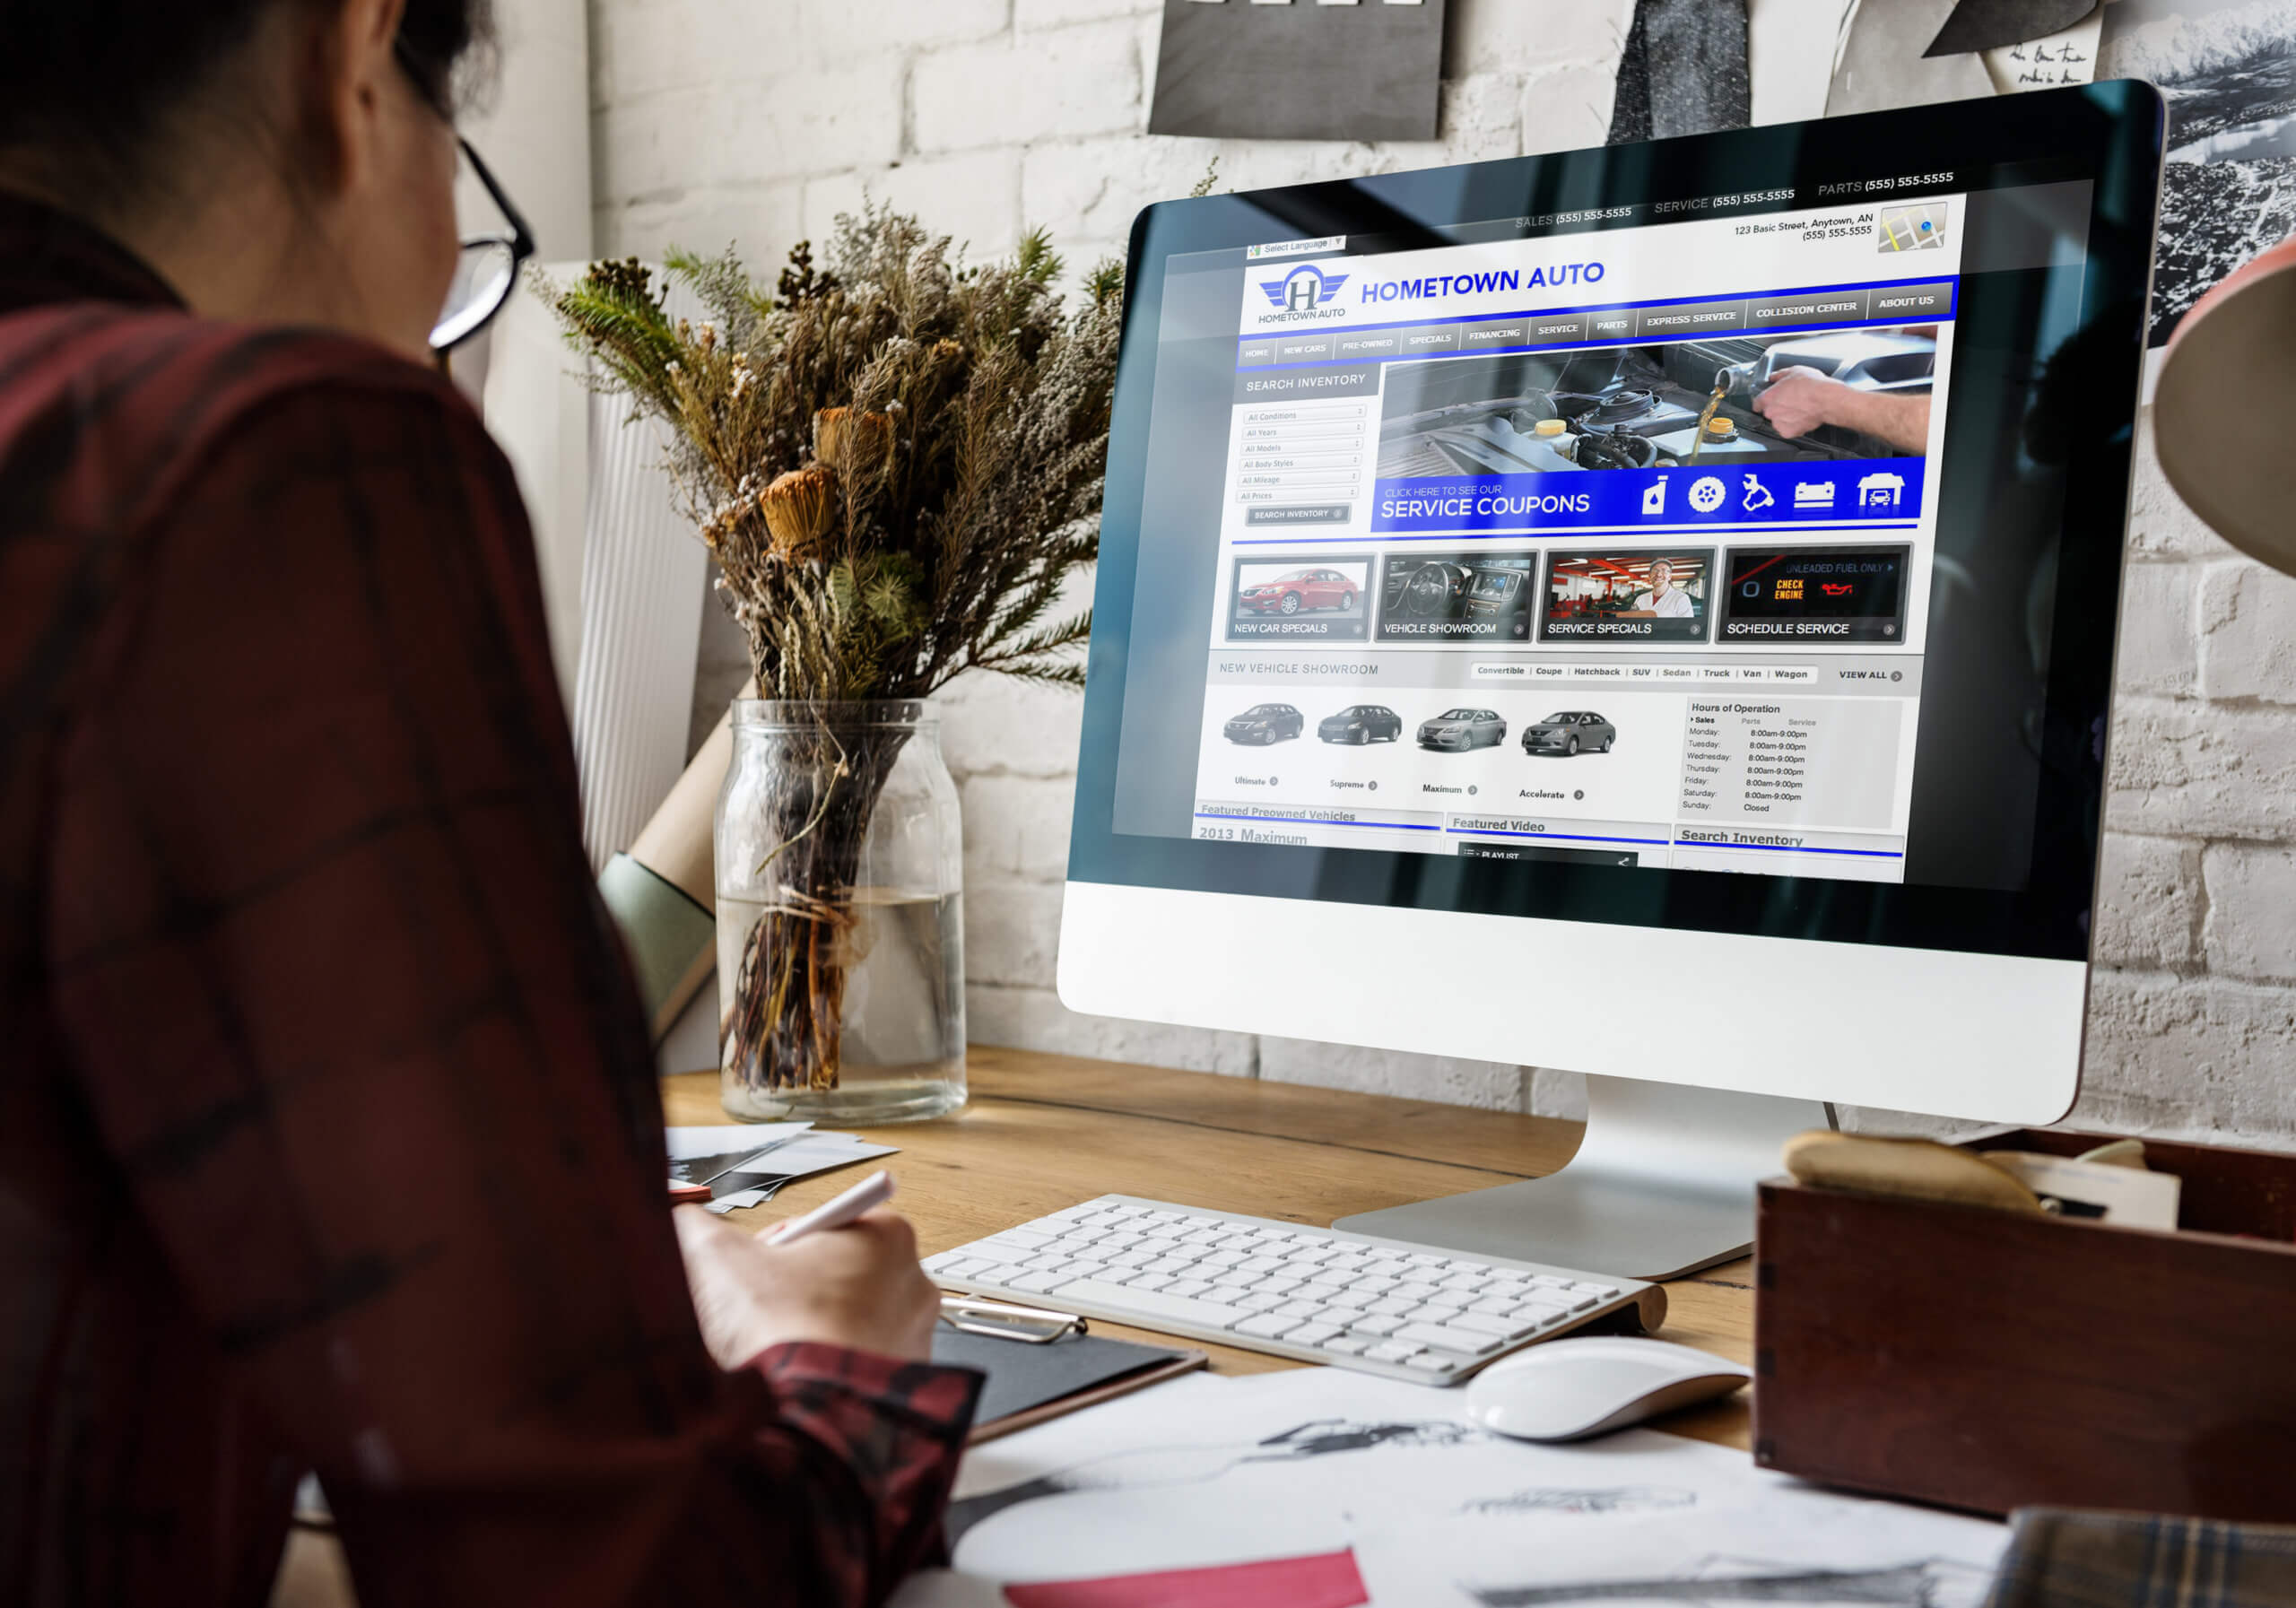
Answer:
[{"left": 1333, "top": 1074, "right": 1831, "bottom": 1282}]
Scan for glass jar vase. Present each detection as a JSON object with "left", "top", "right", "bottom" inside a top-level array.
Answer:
[{"left": 714, "top": 700, "right": 965, "bottom": 1124}]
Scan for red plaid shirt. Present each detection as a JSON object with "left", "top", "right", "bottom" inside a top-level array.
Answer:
[{"left": 0, "top": 193, "right": 978, "bottom": 1608}]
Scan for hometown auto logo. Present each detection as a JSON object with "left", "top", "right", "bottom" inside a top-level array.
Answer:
[{"left": 1257, "top": 263, "right": 1351, "bottom": 321}]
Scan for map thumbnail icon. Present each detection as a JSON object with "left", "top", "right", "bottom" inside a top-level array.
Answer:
[{"left": 1877, "top": 204, "right": 1946, "bottom": 252}]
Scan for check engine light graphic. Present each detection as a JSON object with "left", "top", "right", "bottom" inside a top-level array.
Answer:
[{"left": 1821, "top": 582, "right": 1856, "bottom": 597}]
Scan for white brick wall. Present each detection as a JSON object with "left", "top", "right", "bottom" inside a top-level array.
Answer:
[{"left": 611, "top": 2, "right": 2296, "bottom": 1144}]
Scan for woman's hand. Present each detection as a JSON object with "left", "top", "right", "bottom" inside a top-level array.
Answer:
[{"left": 674, "top": 1204, "right": 942, "bottom": 1368}]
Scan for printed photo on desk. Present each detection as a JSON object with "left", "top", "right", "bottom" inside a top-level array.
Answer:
[{"left": 891, "top": 1368, "right": 2009, "bottom": 1608}]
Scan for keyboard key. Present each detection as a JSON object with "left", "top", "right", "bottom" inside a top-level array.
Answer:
[
  {"left": 1274, "top": 1299, "right": 1328, "bottom": 1319},
  {"left": 1288, "top": 1322, "right": 1343, "bottom": 1346},
  {"left": 1406, "top": 1302, "right": 1465, "bottom": 1325},
  {"left": 959, "top": 1241, "right": 1036, "bottom": 1266},
  {"left": 1320, "top": 1305, "right": 1370, "bottom": 1328},
  {"left": 1367, "top": 1296, "right": 1414, "bottom": 1317},
  {"left": 1235, "top": 1291, "right": 1287, "bottom": 1313},
  {"left": 1466, "top": 1298, "right": 1519, "bottom": 1317},
  {"left": 1450, "top": 1310, "right": 1535, "bottom": 1340},
  {"left": 1050, "top": 1278, "right": 1248, "bottom": 1330},
  {"left": 1405, "top": 1352, "right": 1460, "bottom": 1375},
  {"left": 1232, "top": 1313, "right": 1305, "bottom": 1340},
  {"left": 987, "top": 1228, "right": 1056, "bottom": 1249},
  {"left": 1352, "top": 1314, "right": 1406, "bottom": 1336},
  {"left": 1392, "top": 1281, "right": 1438, "bottom": 1300},
  {"left": 1006, "top": 1271, "right": 1069, "bottom": 1293},
  {"left": 1165, "top": 1279, "right": 1213, "bottom": 1299},
  {"left": 1145, "top": 1257, "right": 1194, "bottom": 1275},
  {"left": 1366, "top": 1341, "right": 1424, "bottom": 1362},
  {"left": 1570, "top": 1281, "right": 1618, "bottom": 1297},
  {"left": 1128, "top": 1273, "right": 1175, "bottom": 1292},
  {"left": 1321, "top": 1334, "right": 1370, "bottom": 1356},
  {"left": 1395, "top": 1321, "right": 1502, "bottom": 1356},
  {"left": 1239, "top": 1256, "right": 1286, "bottom": 1274}
]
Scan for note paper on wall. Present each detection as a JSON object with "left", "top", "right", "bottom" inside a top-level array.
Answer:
[{"left": 1147, "top": 0, "right": 1448, "bottom": 143}]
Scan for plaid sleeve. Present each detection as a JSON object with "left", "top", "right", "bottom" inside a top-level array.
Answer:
[
  {"left": 43, "top": 372, "right": 978, "bottom": 1608},
  {"left": 1988, "top": 1508, "right": 2296, "bottom": 1608}
]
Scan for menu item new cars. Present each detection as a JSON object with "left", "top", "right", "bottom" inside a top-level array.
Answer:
[
  {"left": 1318, "top": 705, "right": 1405, "bottom": 744},
  {"left": 1224, "top": 703, "right": 1305, "bottom": 744},
  {"left": 1418, "top": 708, "right": 1508, "bottom": 750}
]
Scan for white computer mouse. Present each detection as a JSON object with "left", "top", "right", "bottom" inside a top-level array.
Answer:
[{"left": 1463, "top": 1337, "right": 1752, "bottom": 1442}]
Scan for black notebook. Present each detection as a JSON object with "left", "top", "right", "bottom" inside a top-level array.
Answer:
[{"left": 931, "top": 1325, "right": 1206, "bottom": 1442}]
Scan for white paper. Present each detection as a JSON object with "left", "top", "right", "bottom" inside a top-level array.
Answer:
[
  {"left": 898, "top": 1367, "right": 2006, "bottom": 1606},
  {"left": 1983, "top": 11, "right": 2101, "bottom": 94},
  {"left": 1985, "top": 1151, "right": 2182, "bottom": 1227},
  {"left": 664, "top": 1123, "right": 813, "bottom": 1162},
  {"left": 699, "top": 1130, "right": 900, "bottom": 1213}
]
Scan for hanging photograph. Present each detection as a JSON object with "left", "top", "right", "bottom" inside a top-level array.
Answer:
[{"left": 2100, "top": 0, "right": 2296, "bottom": 345}]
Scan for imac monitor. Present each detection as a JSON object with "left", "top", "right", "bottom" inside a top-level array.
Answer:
[{"left": 1058, "top": 84, "right": 2164, "bottom": 1277}]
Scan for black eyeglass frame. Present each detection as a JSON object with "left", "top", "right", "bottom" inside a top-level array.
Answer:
[{"left": 393, "top": 39, "right": 536, "bottom": 352}]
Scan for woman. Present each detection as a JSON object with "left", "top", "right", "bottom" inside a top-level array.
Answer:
[{"left": 0, "top": 4, "right": 976, "bottom": 1604}]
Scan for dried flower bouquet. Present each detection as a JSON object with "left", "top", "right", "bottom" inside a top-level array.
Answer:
[{"left": 551, "top": 210, "right": 1122, "bottom": 1096}]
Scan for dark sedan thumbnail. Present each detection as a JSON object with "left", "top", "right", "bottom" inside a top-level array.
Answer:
[
  {"left": 1318, "top": 704, "right": 1403, "bottom": 744},
  {"left": 1224, "top": 702, "right": 1305, "bottom": 744},
  {"left": 1417, "top": 708, "right": 1507, "bottom": 750},
  {"left": 1523, "top": 711, "right": 1616, "bottom": 756}
]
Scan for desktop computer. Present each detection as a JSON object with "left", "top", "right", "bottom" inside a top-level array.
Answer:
[
  {"left": 1050, "top": 83, "right": 2163, "bottom": 1283},
  {"left": 930, "top": 83, "right": 2163, "bottom": 1378}
]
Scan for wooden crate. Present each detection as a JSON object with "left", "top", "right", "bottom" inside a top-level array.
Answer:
[{"left": 1753, "top": 1129, "right": 2296, "bottom": 1521}]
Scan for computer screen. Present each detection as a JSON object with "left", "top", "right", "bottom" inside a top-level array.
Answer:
[{"left": 1069, "top": 85, "right": 2160, "bottom": 981}]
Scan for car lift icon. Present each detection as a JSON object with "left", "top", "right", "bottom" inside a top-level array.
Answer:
[{"left": 1741, "top": 474, "right": 1774, "bottom": 512}]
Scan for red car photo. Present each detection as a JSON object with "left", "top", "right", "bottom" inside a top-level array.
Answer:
[{"left": 1239, "top": 567, "right": 1361, "bottom": 616}]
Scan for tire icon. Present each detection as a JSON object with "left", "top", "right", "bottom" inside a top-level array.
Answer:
[{"left": 1689, "top": 475, "right": 1726, "bottom": 513}]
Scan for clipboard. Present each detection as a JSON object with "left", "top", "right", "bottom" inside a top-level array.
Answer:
[{"left": 932, "top": 1322, "right": 1208, "bottom": 1444}]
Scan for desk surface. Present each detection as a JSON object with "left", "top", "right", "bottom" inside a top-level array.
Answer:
[{"left": 666, "top": 1045, "right": 1757, "bottom": 1454}]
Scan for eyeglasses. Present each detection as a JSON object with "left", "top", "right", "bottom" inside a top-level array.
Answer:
[
  {"left": 434, "top": 138, "right": 535, "bottom": 352},
  {"left": 394, "top": 39, "right": 535, "bottom": 353}
]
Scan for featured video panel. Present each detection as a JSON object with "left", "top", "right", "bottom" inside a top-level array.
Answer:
[
  {"left": 1718, "top": 545, "right": 1911, "bottom": 643},
  {"left": 1225, "top": 556, "right": 1370, "bottom": 640},
  {"left": 1374, "top": 552, "right": 1537, "bottom": 641},
  {"left": 1538, "top": 549, "right": 1713, "bottom": 643}
]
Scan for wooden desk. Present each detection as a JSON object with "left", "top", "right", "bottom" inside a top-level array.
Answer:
[
  {"left": 274, "top": 1045, "right": 1759, "bottom": 1604},
  {"left": 667, "top": 1045, "right": 1757, "bottom": 1454}
]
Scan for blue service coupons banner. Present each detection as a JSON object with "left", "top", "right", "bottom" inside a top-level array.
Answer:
[{"left": 1370, "top": 457, "right": 1926, "bottom": 535}]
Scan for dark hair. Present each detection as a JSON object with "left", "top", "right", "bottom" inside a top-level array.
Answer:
[{"left": 0, "top": 0, "right": 492, "bottom": 199}]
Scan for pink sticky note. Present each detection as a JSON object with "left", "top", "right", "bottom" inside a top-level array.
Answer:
[{"left": 1004, "top": 1548, "right": 1370, "bottom": 1608}]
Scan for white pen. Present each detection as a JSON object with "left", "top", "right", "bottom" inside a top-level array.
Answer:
[{"left": 763, "top": 1169, "right": 896, "bottom": 1246}]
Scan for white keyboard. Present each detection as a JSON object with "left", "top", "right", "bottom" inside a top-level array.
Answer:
[{"left": 924, "top": 1195, "right": 1663, "bottom": 1386}]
